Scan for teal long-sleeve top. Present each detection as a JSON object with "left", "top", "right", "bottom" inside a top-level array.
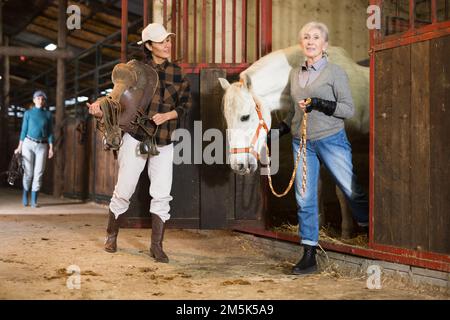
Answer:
[{"left": 19, "top": 106, "right": 54, "bottom": 144}]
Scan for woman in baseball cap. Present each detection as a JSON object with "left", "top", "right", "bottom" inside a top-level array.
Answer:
[{"left": 87, "top": 22, "right": 192, "bottom": 263}]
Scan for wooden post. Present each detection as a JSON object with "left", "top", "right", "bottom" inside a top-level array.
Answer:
[
  {"left": 0, "top": 3, "right": 6, "bottom": 173},
  {"left": 54, "top": 0, "right": 67, "bottom": 197},
  {"left": 199, "top": 68, "right": 233, "bottom": 229},
  {"left": 260, "top": 0, "right": 272, "bottom": 56},
  {"left": 121, "top": 0, "right": 128, "bottom": 63}
]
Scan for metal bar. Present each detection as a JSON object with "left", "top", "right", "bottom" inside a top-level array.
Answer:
[
  {"left": 178, "top": 0, "right": 182, "bottom": 60},
  {"left": 222, "top": 0, "right": 226, "bottom": 63},
  {"left": 410, "top": 0, "right": 415, "bottom": 30},
  {"left": 202, "top": 0, "right": 207, "bottom": 63},
  {"left": 242, "top": 0, "right": 247, "bottom": 63},
  {"left": 171, "top": 0, "right": 177, "bottom": 60},
  {"left": 178, "top": 62, "right": 250, "bottom": 74},
  {"left": 372, "top": 22, "right": 450, "bottom": 51},
  {"left": 143, "top": 0, "right": 149, "bottom": 26},
  {"left": 194, "top": 0, "right": 197, "bottom": 63},
  {"left": 163, "top": 0, "right": 167, "bottom": 27},
  {"left": 369, "top": 0, "right": 376, "bottom": 247},
  {"left": 183, "top": 0, "right": 189, "bottom": 62},
  {"left": 431, "top": 0, "right": 437, "bottom": 23},
  {"left": 232, "top": 0, "right": 236, "bottom": 63},
  {"left": 121, "top": 0, "right": 128, "bottom": 62},
  {"left": 256, "top": 0, "right": 260, "bottom": 59},
  {"left": 232, "top": 226, "right": 450, "bottom": 272},
  {"left": 212, "top": 0, "right": 216, "bottom": 63},
  {"left": 260, "top": 0, "right": 272, "bottom": 56}
]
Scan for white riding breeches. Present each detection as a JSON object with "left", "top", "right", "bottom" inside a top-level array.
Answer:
[
  {"left": 22, "top": 137, "right": 48, "bottom": 192},
  {"left": 109, "top": 133, "right": 174, "bottom": 222}
]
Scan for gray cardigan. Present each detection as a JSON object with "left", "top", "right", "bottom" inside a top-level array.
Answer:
[{"left": 284, "top": 62, "right": 355, "bottom": 141}]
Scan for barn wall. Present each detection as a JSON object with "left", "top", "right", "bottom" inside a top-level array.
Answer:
[
  {"left": 151, "top": 0, "right": 369, "bottom": 64},
  {"left": 272, "top": 0, "right": 370, "bottom": 63},
  {"left": 374, "top": 35, "right": 450, "bottom": 255}
]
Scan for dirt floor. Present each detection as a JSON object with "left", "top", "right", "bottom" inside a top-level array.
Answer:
[{"left": 0, "top": 189, "right": 448, "bottom": 300}]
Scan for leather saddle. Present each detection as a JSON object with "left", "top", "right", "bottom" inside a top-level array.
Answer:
[{"left": 96, "top": 59, "right": 159, "bottom": 151}]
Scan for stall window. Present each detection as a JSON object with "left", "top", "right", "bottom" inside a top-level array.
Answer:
[
  {"left": 414, "top": 0, "right": 432, "bottom": 26},
  {"left": 383, "top": 0, "right": 411, "bottom": 36},
  {"left": 437, "top": 0, "right": 450, "bottom": 21}
]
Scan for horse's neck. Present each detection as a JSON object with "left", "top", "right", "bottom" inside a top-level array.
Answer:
[{"left": 242, "top": 46, "right": 302, "bottom": 113}]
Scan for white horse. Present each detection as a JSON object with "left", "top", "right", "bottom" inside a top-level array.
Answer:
[{"left": 219, "top": 45, "right": 369, "bottom": 238}]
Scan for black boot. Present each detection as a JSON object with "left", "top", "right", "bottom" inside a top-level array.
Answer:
[
  {"left": 150, "top": 213, "right": 169, "bottom": 263},
  {"left": 105, "top": 210, "right": 122, "bottom": 253},
  {"left": 292, "top": 244, "right": 317, "bottom": 275}
]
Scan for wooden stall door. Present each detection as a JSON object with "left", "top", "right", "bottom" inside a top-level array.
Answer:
[{"left": 374, "top": 35, "right": 450, "bottom": 255}]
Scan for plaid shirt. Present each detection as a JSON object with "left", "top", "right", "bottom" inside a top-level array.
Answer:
[{"left": 133, "top": 59, "right": 192, "bottom": 146}]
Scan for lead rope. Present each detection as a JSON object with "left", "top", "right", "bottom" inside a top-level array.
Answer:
[{"left": 266, "top": 99, "right": 310, "bottom": 198}]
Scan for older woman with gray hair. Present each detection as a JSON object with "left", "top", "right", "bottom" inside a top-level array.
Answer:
[{"left": 276, "top": 21, "right": 369, "bottom": 275}]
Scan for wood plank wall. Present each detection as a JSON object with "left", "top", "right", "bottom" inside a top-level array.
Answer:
[{"left": 374, "top": 35, "right": 450, "bottom": 255}]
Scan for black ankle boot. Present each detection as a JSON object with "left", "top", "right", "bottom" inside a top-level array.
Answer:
[{"left": 292, "top": 244, "right": 317, "bottom": 275}]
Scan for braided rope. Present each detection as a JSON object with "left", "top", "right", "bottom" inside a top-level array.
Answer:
[
  {"left": 266, "top": 98, "right": 310, "bottom": 198},
  {"left": 99, "top": 96, "right": 123, "bottom": 150}
]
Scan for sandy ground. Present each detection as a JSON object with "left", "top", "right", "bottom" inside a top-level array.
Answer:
[
  {"left": 0, "top": 211, "right": 448, "bottom": 300},
  {"left": 0, "top": 187, "right": 448, "bottom": 300}
]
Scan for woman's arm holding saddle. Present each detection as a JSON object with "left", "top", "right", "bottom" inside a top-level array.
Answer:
[
  {"left": 87, "top": 101, "right": 103, "bottom": 118},
  {"left": 152, "top": 110, "right": 178, "bottom": 125},
  {"left": 86, "top": 100, "right": 106, "bottom": 132}
]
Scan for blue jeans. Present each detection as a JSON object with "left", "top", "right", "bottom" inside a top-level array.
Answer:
[{"left": 292, "top": 129, "right": 368, "bottom": 246}]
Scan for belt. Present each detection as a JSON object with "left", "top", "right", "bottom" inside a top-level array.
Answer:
[
  {"left": 128, "top": 131, "right": 146, "bottom": 142},
  {"left": 26, "top": 136, "right": 48, "bottom": 144}
]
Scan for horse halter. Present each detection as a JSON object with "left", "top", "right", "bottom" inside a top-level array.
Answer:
[{"left": 229, "top": 80, "right": 269, "bottom": 161}]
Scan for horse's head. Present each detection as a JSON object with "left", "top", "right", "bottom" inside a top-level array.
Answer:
[{"left": 219, "top": 76, "right": 272, "bottom": 175}]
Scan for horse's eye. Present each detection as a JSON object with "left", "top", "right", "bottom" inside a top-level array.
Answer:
[{"left": 240, "top": 115, "right": 250, "bottom": 122}]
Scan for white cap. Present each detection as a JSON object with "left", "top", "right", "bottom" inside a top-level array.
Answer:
[{"left": 137, "top": 23, "right": 175, "bottom": 45}]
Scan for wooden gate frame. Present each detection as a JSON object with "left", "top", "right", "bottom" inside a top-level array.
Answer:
[{"left": 368, "top": 0, "right": 450, "bottom": 271}]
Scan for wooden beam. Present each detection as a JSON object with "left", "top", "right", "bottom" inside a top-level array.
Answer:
[
  {"left": 54, "top": 0, "right": 67, "bottom": 197},
  {"left": 83, "top": 20, "right": 118, "bottom": 36},
  {"left": 0, "top": 3, "right": 7, "bottom": 173},
  {"left": 96, "top": 12, "right": 123, "bottom": 28},
  {"left": 26, "top": 23, "right": 120, "bottom": 58},
  {"left": 0, "top": 46, "right": 74, "bottom": 59},
  {"left": 33, "top": 16, "right": 107, "bottom": 44},
  {"left": 26, "top": 23, "right": 93, "bottom": 49}
]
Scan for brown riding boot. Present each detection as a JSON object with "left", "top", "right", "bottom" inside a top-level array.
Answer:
[
  {"left": 150, "top": 213, "right": 169, "bottom": 263},
  {"left": 104, "top": 210, "right": 122, "bottom": 253}
]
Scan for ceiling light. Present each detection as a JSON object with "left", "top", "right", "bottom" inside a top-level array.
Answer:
[{"left": 45, "top": 43, "right": 57, "bottom": 51}]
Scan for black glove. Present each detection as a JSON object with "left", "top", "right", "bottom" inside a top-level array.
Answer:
[
  {"left": 271, "top": 121, "right": 290, "bottom": 138},
  {"left": 306, "top": 97, "right": 337, "bottom": 116}
]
